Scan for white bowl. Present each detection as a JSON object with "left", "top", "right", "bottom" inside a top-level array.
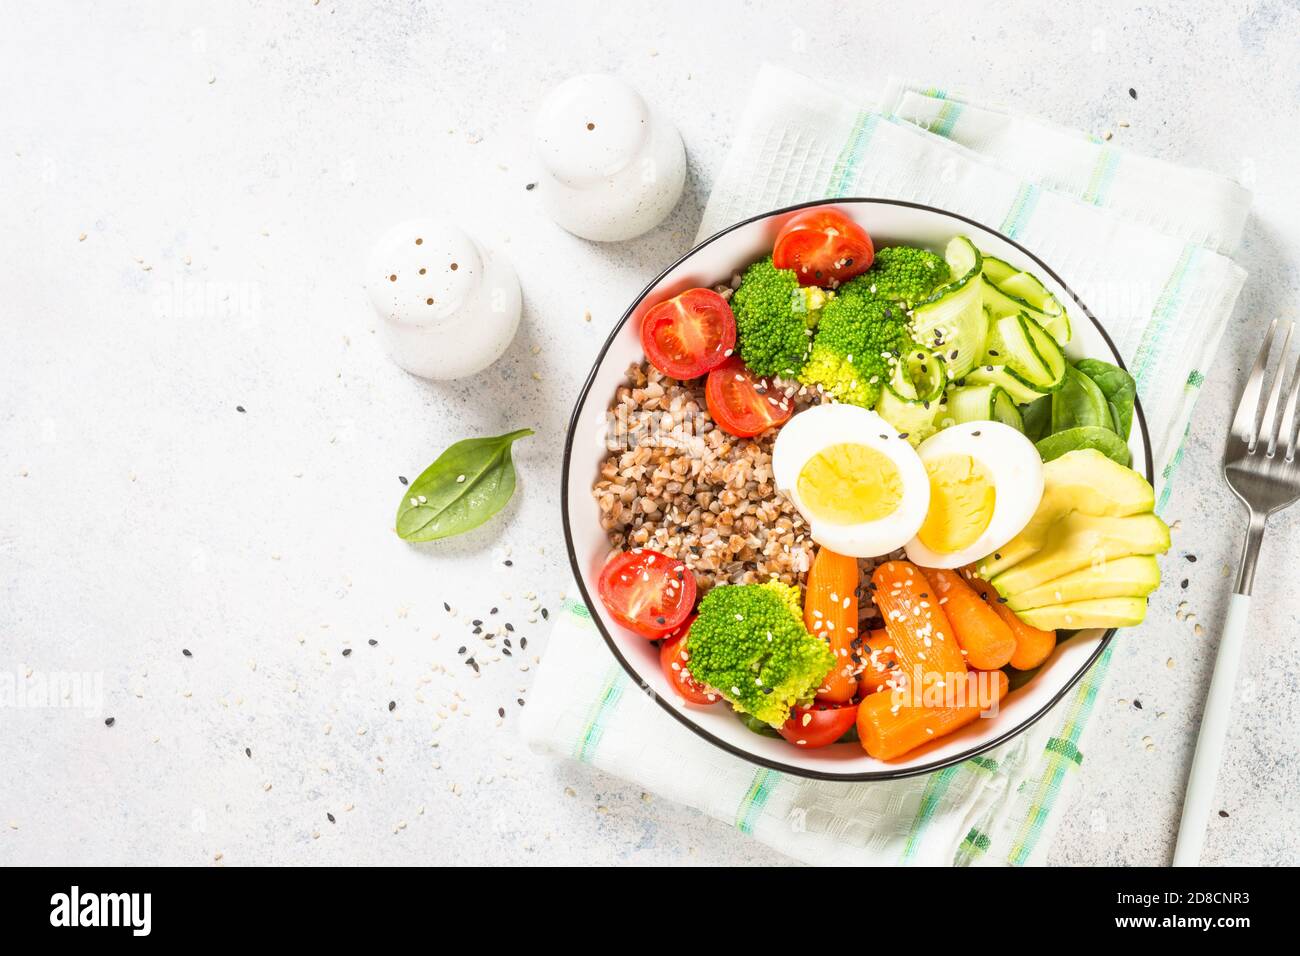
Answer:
[{"left": 561, "top": 199, "right": 1153, "bottom": 781}]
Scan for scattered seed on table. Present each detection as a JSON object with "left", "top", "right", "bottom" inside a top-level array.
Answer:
[
  {"left": 466, "top": 657, "right": 479, "bottom": 673},
  {"left": 1185, "top": 554, "right": 1197, "bottom": 562},
  {"left": 1181, "top": 579, "right": 1189, "bottom": 589},
  {"left": 520, "top": 637, "right": 528, "bottom": 649},
  {"left": 505, "top": 623, "right": 514, "bottom": 632},
  {"left": 342, "top": 648, "right": 352, "bottom": 657},
  {"left": 368, "top": 638, "right": 378, "bottom": 646},
  {"left": 388, "top": 701, "right": 396, "bottom": 712},
  {"left": 497, "top": 707, "right": 505, "bottom": 718},
  {"left": 517, "top": 698, "right": 526, "bottom": 707},
  {"left": 1218, "top": 809, "right": 1229, "bottom": 818},
  {"left": 503, "top": 638, "right": 512, "bottom": 648},
  {"left": 245, "top": 747, "right": 251, "bottom": 758},
  {"left": 504, "top": 559, "right": 513, "bottom": 567},
  {"left": 327, "top": 812, "right": 336, "bottom": 823},
  {"left": 443, "top": 602, "right": 451, "bottom": 612},
  {"left": 472, "top": 627, "right": 482, "bottom": 635},
  {"left": 182, "top": 648, "right": 192, "bottom": 657},
  {"left": 541, "top": 608, "right": 549, "bottom": 620},
  {"left": 104, "top": 717, "right": 115, "bottom": 727},
  {"left": 490, "top": 607, "right": 498, "bottom": 615},
  {"left": 1133, "top": 699, "right": 1143, "bottom": 710},
  {"left": 398, "top": 476, "right": 408, "bottom": 485},
  {"left": 457, "top": 646, "right": 466, "bottom": 655},
  {"left": 525, "top": 182, "right": 536, "bottom": 191},
  {"left": 236, "top": 405, "right": 246, "bottom": 413}
]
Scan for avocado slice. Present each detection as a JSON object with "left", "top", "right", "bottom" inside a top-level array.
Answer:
[
  {"left": 975, "top": 449, "right": 1156, "bottom": 579},
  {"left": 1017, "top": 596, "right": 1149, "bottom": 631},
  {"left": 990, "top": 512, "right": 1170, "bottom": 596},
  {"left": 1004, "top": 555, "right": 1161, "bottom": 611}
]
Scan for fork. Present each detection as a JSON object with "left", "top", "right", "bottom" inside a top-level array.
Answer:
[{"left": 1172, "top": 319, "right": 1300, "bottom": 866}]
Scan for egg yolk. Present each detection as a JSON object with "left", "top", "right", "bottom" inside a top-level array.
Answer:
[
  {"left": 796, "top": 443, "right": 902, "bottom": 525},
  {"left": 918, "top": 454, "right": 996, "bottom": 553}
]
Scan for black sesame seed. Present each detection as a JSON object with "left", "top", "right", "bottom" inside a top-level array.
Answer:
[
  {"left": 368, "top": 638, "right": 378, "bottom": 646},
  {"left": 471, "top": 619, "right": 482, "bottom": 626},
  {"left": 457, "top": 646, "right": 466, "bottom": 654},
  {"left": 520, "top": 637, "right": 528, "bottom": 649},
  {"left": 236, "top": 405, "right": 246, "bottom": 413},
  {"left": 341, "top": 648, "right": 352, "bottom": 657},
  {"left": 517, "top": 698, "right": 526, "bottom": 707},
  {"left": 541, "top": 608, "right": 549, "bottom": 620},
  {"left": 498, "top": 707, "right": 506, "bottom": 718},
  {"left": 1128, "top": 87, "right": 1137, "bottom": 99},
  {"left": 388, "top": 700, "right": 396, "bottom": 712},
  {"left": 994, "top": 553, "right": 1002, "bottom": 560},
  {"left": 987, "top": 349, "right": 999, "bottom": 357},
  {"left": 503, "top": 638, "right": 511, "bottom": 647},
  {"left": 399, "top": 475, "right": 408, "bottom": 485},
  {"left": 898, "top": 432, "right": 909, "bottom": 440},
  {"left": 1180, "top": 579, "right": 1189, "bottom": 589},
  {"left": 182, "top": 648, "right": 192, "bottom": 657},
  {"left": 1218, "top": 809, "right": 1229, "bottom": 818},
  {"left": 1185, "top": 554, "right": 1198, "bottom": 563},
  {"left": 327, "top": 812, "right": 336, "bottom": 823},
  {"left": 972, "top": 430, "right": 981, "bottom": 437},
  {"left": 504, "top": 559, "right": 513, "bottom": 567},
  {"left": 443, "top": 602, "right": 451, "bottom": 612},
  {"left": 505, "top": 623, "right": 514, "bottom": 632},
  {"left": 245, "top": 747, "right": 251, "bottom": 757},
  {"left": 472, "top": 627, "right": 482, "bottom": 635},
  {"left": 656, "top": 616, "right": 666, "bottom": 625},
  {"left": 466, "top": 657, "right": 479, "bottom": 672},
  {"left": 525, "top": 182, "right": 536, "bottom": 190},
  {"left": 502, "top": 647, "right": 512, "bottom": 657},
  {"left": 1133, "top": 699, "right": 1143, "bottom": 709},
  {"left": 104, "top": 717, "right": 115, "bottom": 727},
  {"left": 997, "top": 596, "right": 1008, "bottom": 603}
]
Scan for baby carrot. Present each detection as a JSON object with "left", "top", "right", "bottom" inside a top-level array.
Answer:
[
  {"left": 870, "top": 560, "right": 967, "bottom": 691},
  {"left": 924, "top": 568, "right": 1016, "bottom": 670},
  {"left": 855, "top": 628, "right": 898, "bottom": 694},
  {"left": 805, "top": 546, "right": 859, "bottom": 703},
  {"left": 969, "top": 575, "right": 1057, "bottom": 670},
  {"left": 857, "top": 670, "right": 1009, "bottom": 760}
]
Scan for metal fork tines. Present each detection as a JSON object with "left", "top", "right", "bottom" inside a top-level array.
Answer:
[{"left": 1225, "top": 318, "right": 1300, "bottom": 595}]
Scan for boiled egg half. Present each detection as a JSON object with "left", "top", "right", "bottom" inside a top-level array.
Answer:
[
  {"left": 772, "top": 404, "right": 930, "bottom": 558},
  {"left": 904, "top": 421, "right": 1044, "bottom": 569}
]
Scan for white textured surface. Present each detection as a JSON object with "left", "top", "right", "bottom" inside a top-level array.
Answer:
[{"left": 2, "top": 0, "right": 1298, "bottom": 866}]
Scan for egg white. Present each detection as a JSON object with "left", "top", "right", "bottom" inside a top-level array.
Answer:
[
  {"left": 903, "top": 421, "right": 1044, "bottom": 569},
  {"left": 772, "top": 404, "right": 930, "bottom": 558}
]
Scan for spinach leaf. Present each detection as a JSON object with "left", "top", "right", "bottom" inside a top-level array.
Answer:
[
  {"left": 1036, "top": 426, "right": 1131, "bottom": 467},
  {"left": 1051, "top": 365, "right": 1111, "bottom": 433},
  {"left": 1073, "top": 358, "right": 1137, "bottom": 440},
  {"left": 1020, "top": 394, "right": 1053, "bottom": 443},
  {"left": 396, "top": 428, "right": 533, "bottom": 542}
]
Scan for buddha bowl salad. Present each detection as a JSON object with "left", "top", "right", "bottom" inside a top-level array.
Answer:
[{"left": 592, "top": 208, "right": 1168, "bottom": 760}]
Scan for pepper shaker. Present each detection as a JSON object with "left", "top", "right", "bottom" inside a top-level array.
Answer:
[{"left": 534, "top": 73, "right": 686, "bottom": 242}]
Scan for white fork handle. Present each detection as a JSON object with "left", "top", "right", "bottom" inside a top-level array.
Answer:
[{"left": 1172, "top": 592, "right": 1251, "bottom": 866}]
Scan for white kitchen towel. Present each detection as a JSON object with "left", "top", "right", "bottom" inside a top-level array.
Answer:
[{"left": 521, "top": 66, "right": 1249, "bottom": 866}]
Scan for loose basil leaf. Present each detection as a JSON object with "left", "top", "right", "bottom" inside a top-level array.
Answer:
[
  {"left": 1073, "top": 358, "right": 1137, "bottom": 440},
  {"left": 1036, "top": 425, "right": 1131, "bottom": 467},
  {"left": 1051, "top": 365, "right": 1111, "bottom": 433},
  {"left": 396, "top": 428, "right": 533, "bottom": 542}
]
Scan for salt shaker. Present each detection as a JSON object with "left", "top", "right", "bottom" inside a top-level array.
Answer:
[
  {"left": 534, "top": 73, "right": 686, "bottom": 242},
  {"left": 364, "top": 219, "right": 521, "bottom": 380}
]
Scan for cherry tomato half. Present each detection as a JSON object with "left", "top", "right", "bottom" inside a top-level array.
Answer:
[
  {"left": 772, "top": 208, "right": 874, "bottom": 287},
  {"left": 705, "top": 356, "right": 794, "bottom": 438},
  {"left": 778, "top": 702, "right": 859, "bottom": 749},
  {"left": 597, "top": 549, "right": 697, "bottom": 639},
  {"left": 640, "top": 288, "right": 737, "bottom": 380},
  {"left": 658, "top": 618, "right": 719, "bottom": 705}
]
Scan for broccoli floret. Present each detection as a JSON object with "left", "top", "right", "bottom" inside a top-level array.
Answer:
[
  {"left": 797, "top": 285, "right": 911, "bottom": 407},
  {"left": 685, "top": 582, "right": 835, "bottom": 728},
  {"left": 730, "top": 257, "right": 826, "bottom": 378},
  {"left": 861, "top": 246, "right": 950, "bottom": 307}
]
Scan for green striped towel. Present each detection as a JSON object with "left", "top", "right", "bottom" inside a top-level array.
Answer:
[{"left": 521, "top": 67, "right": 1249, "bottom": 865}]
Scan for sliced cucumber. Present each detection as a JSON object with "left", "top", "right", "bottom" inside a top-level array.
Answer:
[
  {"left": 942, "top": 383, "right": 1024, "bottom": 432},
  {"left": 964, "top": 364, "right": 1050, "bottom": 405},
  {"left": 980, "top": 254, "right": 1019, "bottom": 286},
  {"left": 876, "top": 349, "right": 945, "bottom": 444},
  {"left": 980, "top": 270, "right": 1072, "bottom": 347},
  {"left": 985, "top": 312, "right": 1063, "bottom": 391},
  {"left": 943, "top": 235, "right": 981, "bottom": 284},
  {"left": 911, "top": 270, "right": 987, "bottom": 379}
]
